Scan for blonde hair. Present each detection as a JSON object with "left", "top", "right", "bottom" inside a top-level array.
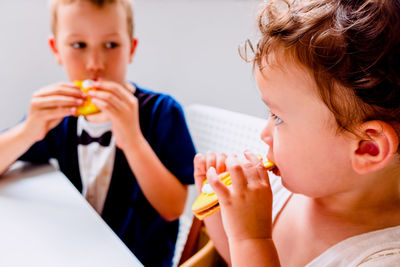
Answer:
[{"left": 49, "top": 0, "right": 134, "bottom": 38}]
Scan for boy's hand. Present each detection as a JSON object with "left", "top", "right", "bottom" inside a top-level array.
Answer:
[
  {"left": 25, "top": 83, "right": 84, "bottom": 142},
  {"left": 207, "top": 150, "right": 274, "bottom": 242},
  {"left": 87, "top": 80, "right": 141, "bottom": 150},
  {"left": 194, "top": 151, "right": 227, "bottom": 194}
]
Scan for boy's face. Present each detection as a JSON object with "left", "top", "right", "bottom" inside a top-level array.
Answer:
[
  {"left": 257, "top": 56, "right": 357, "bottom": 197},
  {"left": 49, "top": 1, "right": 137, "bottom": 84}
]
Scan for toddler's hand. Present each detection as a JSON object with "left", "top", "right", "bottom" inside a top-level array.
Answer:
[
  {"left": 193, "top": 151, "right": 227, "bottom": 194},
  {"left": 87, "top": 80, "right": 140, "bottom": 149},
  {"left": 207, "top": 151, "right": 273, "bottom": 242},
  {"left": 25, "top": 83, "right": 84, "bottom": 141}
]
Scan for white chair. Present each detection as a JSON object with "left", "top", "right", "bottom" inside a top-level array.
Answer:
[
  {"left": 185, "top": 104, "right": 268, "bottom": 155},
  {"left": 173, "top": 104, "right": 269, "bottom": 267}
]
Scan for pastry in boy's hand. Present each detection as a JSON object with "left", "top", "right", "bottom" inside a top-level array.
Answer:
[
  {"left": 192, "top": 158, "right": 275, "bottom": 220},
  {"left": 73, "top": 79, "right": 100, "bottom": 116}
]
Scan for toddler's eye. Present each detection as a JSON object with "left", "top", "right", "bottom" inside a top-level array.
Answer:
[
  {"left": 71, "top": 42, "right": 86, "bottom": 49},
  {"left": 105, "top": 42, "right": 119, "bottom": 49},
  {"left": 270, "top": 112, "right": 283, "bottom": 125}
]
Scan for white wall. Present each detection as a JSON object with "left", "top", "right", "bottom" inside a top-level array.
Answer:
[{"left": 0, "top": 0, "right": 267, "bottom": 130}]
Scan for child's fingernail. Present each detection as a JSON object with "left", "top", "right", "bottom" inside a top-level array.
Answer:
[
  {"left": 207, "top": 167, "right": 217, "bottom": 178},
  {"left": 70, "top": 107, "right": 76, "bottom": 113},
  {"left": 77, "top": 99, "right": 83, "bottom": 104}
]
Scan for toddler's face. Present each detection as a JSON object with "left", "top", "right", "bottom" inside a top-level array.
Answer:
[
  {"left": 50, "top": 1, "right": 136, "bottom": 84},
  {"left": 257, "top": 56, "right": 356, "bottom": 197}
]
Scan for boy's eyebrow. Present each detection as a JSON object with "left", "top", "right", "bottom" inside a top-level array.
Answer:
[
  {"left": 63, "top": 33, "right": 85, "bottom": 39},
  {"left": 64, "top": 32, "right": 123, "bottom": 38}
]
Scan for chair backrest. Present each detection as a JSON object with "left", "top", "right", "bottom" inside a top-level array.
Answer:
[
  {"left": 173, "top": 104, "right": 269, "bottom": 267},
  {"left": 185, "top": 104, "right": 268, "bottom": 155}
]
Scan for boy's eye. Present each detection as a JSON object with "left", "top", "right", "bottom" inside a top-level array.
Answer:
[
  {"left": 270, "top": 112, "right": 283, "bottom": 125},
  {"left": 71, "top": 42, "right": 86, "bottom": 49},
  {"left": 105, "top": 42, "right": 119, "bottom": 49}
]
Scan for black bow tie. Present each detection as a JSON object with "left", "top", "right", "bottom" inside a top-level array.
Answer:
[{"left": 77, "top": 130, "right": 112, "bottom": 147}]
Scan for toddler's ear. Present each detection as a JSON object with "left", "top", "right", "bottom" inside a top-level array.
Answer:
[
  {"left": 48, "top": 36, "right": 63, "bottom": 65},
  {"left": 351, "top": 120, "right": 399, "bottom": 174}
]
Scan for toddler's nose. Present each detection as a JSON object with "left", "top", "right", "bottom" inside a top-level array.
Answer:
[{"left": 261, "top": 120, "right": 273, "bottom": 147}]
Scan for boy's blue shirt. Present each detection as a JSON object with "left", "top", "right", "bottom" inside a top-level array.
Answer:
[{"left": 19, "top": 85, "right": 196, "bottom": 267}]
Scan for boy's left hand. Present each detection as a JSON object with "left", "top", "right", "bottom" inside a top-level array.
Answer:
[
  {"left": 207, "top": 150, "right": 274, "bottom": 242},
  {"left": 88, "top": 80, "right": 141, "bottom": 150}
]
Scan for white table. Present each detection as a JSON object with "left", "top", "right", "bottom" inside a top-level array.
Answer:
[{"left": 0, "top": 162, "right": 143, "bottom": 267}]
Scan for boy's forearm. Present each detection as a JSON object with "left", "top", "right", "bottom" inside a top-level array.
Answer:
[
  {"left": 229, "top": 238, "right": 281, "bottom": 267},
  {"left": 0, "top": 123, "right": 36, "bottom": 175},
  {"left": 122, "top": 135, "right": 188, "bottom": 221}
]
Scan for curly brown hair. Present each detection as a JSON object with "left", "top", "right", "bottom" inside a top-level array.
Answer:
[
  {"left": 246, "top": 0, "right": 400, "bottom": 143},
  {"left": 49, "top": 0, "right": 134, "bottom": 38}
]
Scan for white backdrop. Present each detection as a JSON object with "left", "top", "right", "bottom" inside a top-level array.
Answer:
[{"left": 0, "top": 0, "right": 267, "bottom": 130}]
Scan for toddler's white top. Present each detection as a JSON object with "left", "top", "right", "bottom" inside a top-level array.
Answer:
[{"left": 270, "top": 175, "right": 400, "bottom": 266}]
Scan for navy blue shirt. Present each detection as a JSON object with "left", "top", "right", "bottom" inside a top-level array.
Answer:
[{"left": 19, "top": 86, "right": 196, "bottom": 267}]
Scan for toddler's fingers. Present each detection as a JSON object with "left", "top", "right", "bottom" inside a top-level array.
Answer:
[
  {"left": 207, "top": 167, "right": 230, "bottom": 201},
  {"left": 242, "top": 165, "right": 261, "bottom": 188},
  {"left": 243, "top": 150, "right": 266, "bottom": 185},
  {"left": 194, "top": 154, "right": 206, "bottom": 178},
  {"left": 205, "top": 151, "right": 217, "bottom": 171},
  {"left": 216, "top": 152, "right": 227, "bottom": 174},
  {"left": 225, "top": 155, "right": 246, "bottom": 191},
  {"left": 194, "top": 154, "right": 207, "bottom": 193},
  {"left": 243, "top": 150, "right": 261, "bottom": 165},
  {"left": 256, "top": 162, "right": 271, "bottom": 187}
]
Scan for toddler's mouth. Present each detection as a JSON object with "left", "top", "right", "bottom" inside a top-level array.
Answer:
[{"left": 272, "top": 166, "right": 280, "bottom": 176}]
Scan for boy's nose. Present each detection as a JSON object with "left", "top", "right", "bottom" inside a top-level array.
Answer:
[{"left": 86, "top": 50, "right": 105, "bottom": 73}]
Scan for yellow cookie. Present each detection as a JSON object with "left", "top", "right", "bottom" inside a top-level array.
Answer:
[
  {"left": 74, "top": 80, "right": 100, "bottom": 116},
  {"left": 192, "top": 159, "right": 275, "bottom": 220},
  {"left": 191, "top": 172, "right": 231, "bottom": 220}
]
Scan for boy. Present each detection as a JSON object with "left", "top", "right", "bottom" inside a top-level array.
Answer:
[
  {"left": 0, "top": 0, "right": 196, "bottom": 266},
  {"left": 195, "top": 0, "right": 400, "bottom": 266}
]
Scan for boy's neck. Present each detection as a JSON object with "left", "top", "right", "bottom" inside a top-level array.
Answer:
[{"left": 84, "top": 113, "right": 109, "bottom": 123}]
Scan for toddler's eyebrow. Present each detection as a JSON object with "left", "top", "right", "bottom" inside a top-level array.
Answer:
[{"left": 263, "top": 98, "right": 281, "bottom": 112}]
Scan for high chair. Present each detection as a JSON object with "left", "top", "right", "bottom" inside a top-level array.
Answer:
[{"left": 178, "top": 217, "right": 226, "bottom": 267}]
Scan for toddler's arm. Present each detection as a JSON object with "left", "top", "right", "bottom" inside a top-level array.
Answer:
[{"left": 0, "top": 83, "right": 83, "bottom": 175}]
